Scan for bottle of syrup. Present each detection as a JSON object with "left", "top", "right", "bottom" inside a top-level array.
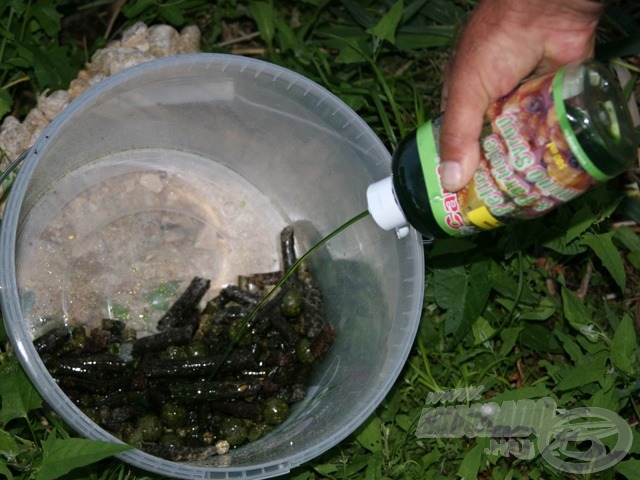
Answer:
[{"left": 367, "top": 61, "right": 638, "bottom": 239}]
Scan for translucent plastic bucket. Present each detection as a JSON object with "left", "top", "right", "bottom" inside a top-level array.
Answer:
[{"left": 0, "top": 54, "right": 424, "bottom": 479}]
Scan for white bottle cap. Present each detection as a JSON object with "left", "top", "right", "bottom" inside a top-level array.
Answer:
[{"left": 366, "top": 176, "right": 410, "bottom": 238}]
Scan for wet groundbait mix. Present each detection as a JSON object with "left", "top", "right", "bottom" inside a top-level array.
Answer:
[{"left": 33, "top": 226, "right": 336, "bottom": 462}]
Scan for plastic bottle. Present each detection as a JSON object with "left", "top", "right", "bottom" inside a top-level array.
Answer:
[{"left": 367, "top": 60, "right": 638, "bottom": 240}]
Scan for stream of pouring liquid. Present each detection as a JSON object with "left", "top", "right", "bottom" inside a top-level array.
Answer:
[{"left": 208, "top": 210, "right": 371, "bottom": 380}]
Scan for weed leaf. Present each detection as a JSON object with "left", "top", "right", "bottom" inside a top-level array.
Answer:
[
  {"left": 0, "top": 89, "right": 12, "bottom": 118},
  {"left": 0, "top": 461, "right": 13, "bottom": 480},
  {"left": 543, "top": 234, "right": 587, "bottom": 255},
  {"left": 555, "top": 351, "right": 608, "bottom": 391},
  {"left": 37, "top": 435, "right": 131, "bottom": 480},
  {"left": 619, "top": 197, "right": 640, "bottom": 225},
  {"left": 274, "top": 16, "right": 301, "bottom": 53},
  {"left": 29, "top": 45, "right": 76, "bottom": 90},
  {"left": 610, "top": 314, "right": 637, "bottom": 376},
  {"left": 587, "top": 375, "right": 617, "bottom": 411},
  {"left": 364, "top": 456, "right": 382, "bottom": 479},
  {"left": 122, "top": 0, "right": 156, "bottom": 18},
  {"left": 313, "top": 463, "right": 338, "bottom": 475},
  {"left": 340, "top": 0, "right": 376, "bottom": 29},
  {"left": 0, "top": 428, "right": 22, "bottom": 462},
  {"left": 517, "top": 296, "right": 557, "bottom": 321},
  {"left": 566, "top": 204, "right": 596, "bottom": 241},
  {"left": 0, "top": 363, "right": 42, "bottom": 424},
  {"left": 355, "top": 416, "right": 383, "bottom": 453},
  {"left": 456, "top": 440, "right": 486, "bottom": 479},
  {"left": 248, "top": 2, "right": 276, "bottom": 47},
  {"left": 344, "top": 455, "right": 369, "bottom": 476},
  {"left": 580, "top": 231, "right": 626, "bottom": 290},
  {"left": 368, "top": 1, "right": 404, "bottom": 44},
  {"left": 561, "top": 287, "right": 599, "bottom": 341},
  {"left": 472, "top": 316, "right": 495, "bottom": 347},
  {"left": 31, "top": 3, "right": 63, "bottom": 38},
  {"left": 334, "top": 38, "right": 370, "bottom": 63},
  {"left": 433, "top": 261, "right": 491, "bottom": 344},
  {"left": 616, "top": 458, "right": 640, "bottom": 479},
  {"left": 499, "top": 326, "right": 523, "bottom": 356},
  {"left": 628, "top": 250, "right": 640, "bottom": 269},
  {"left": 489, "top": 384, "right": 552, "bottom": 403},
  {"left": 614, "top": 225, "right": 640, "bottom": 250},
  {"left": 554, "top": 329, "right": 583, "bottom": 362}
]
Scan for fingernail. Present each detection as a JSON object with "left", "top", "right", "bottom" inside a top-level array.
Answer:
[{"left": 440, "top": 161, "right": 462, "bottom": 191}]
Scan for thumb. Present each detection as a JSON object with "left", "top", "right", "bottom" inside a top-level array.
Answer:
[{"left": 438, "top": 77, "right": 489, "bottom": 192}]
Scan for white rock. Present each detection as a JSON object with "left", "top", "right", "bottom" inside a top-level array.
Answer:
[
  {"left": 139, "top": 173, "right": 164, "bottom": 193},
  {"left": 23, "top": 108, "right": 49, "bottom": 145},
  {"left": 0, "top": 115, "right": 31, "bottom": 161},
  {"left": 38, "top": 90, "right": 70, "bottom": 121},
  {"left": 92, "top": 48, "right": 156, "bottom": 76},
  {"left": 148, "top": 24, "right": 181, "bottom": 57},
  {"left": 87, "top": 73, "right": 107, "bottom": 87},
  {"left": 121, "top": 21, "right": 150, "bottom": 52},
  {"left": 180, "top": 25, "right": 201, "bottom": 53},
  {"left": 68, "top": 78, "right": 88, "bottom": 99},
  {"left": 0, "top": 21, "right": 204, "bottom": 186}
]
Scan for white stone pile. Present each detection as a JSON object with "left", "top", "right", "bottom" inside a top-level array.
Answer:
[{"left": 0, "top": 22, "right": 201, "bottom": 168}]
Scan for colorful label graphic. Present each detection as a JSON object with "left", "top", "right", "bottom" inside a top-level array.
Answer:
[{"left": 417, "top": 71, "right": 608, "bottom": 237}]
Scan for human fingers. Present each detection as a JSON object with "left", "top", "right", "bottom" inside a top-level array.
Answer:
[{"left": 439, "top": 1, "right": 530, "bottom": 191}]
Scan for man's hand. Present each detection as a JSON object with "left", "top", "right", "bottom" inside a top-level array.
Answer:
[{"left": 438, "top": 0, "right": 605, "bottom": 192}]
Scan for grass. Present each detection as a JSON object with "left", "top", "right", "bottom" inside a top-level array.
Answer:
[{"left": 1, "top": 1, "right": 640, "bottom": 479}]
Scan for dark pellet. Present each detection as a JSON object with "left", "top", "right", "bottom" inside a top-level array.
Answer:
[
  {"left": 56, "top": 375, "right": 131, "bottom": 395},
  {"left": 34, "top": 326, "right": 71, "bottom": 356},
  {"left": 209, "top": 400, "right": 263, "bottom": 422},
  {"left": 167, "top": 380, "right": 262, "bottom": 403},
  {"left": 247, "top": 271, "right": 283, "bottom": 288},
  {"left": 280, "top": 226, "right": 296, "bottom": 271},
  {"left": 35, "top": 224, "right": 336, "bottom": 461},
  {"left": 143, "top": 350, "right": 257, "bottom": 378},
  {"left": 220, "top": 285, "right": 261, "bottom": 306},
  {"left": 50, "top": 354, "right": 130, "bottom": 378},
  {"left": 132, "top": 326, "right": 194, "bottom": 356},
  {"left": 267, "top": 312, "right": 299, "bottom": 346},
  {"left": 157, "top": 277, "right": 210, "bottom": 331},
  {"left": 310, "top": 323, "right": 336, "bottom": 361},
  {"left": 302, "top": 284, "right": 325, "bottom": 338}
]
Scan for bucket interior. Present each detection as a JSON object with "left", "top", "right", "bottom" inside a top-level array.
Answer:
[{"left": 0, "top": 54, "right": 424, "bottom": 479}]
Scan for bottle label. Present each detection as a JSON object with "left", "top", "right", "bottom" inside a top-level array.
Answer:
[{"left": 417, "top": 70, "right": 603, "bottom": 237}]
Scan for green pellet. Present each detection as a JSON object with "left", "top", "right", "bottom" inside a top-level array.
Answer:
[
  {"left": 296, "top": 337, "right": 315, "bottom": 365},
  {"left": 124, "top": 427, "right": 145, "bottom": 448},
  {"left": 247, "top": 421, "right": 274, "bottom": 442},
  {"left": 160, "top": 431, "right": 184, "bottom": 447},
  {"left": 136, "top": 414, "right": 163, "bottom": 442},
  {"left": 160, "top": 345, "right": 187, "bottom": 360},
  {"left": 280, "top": 289, "right": 304, "bottom": 317},
  {"left": 220, "top": 417, "right": 248, "bottom": 446},
  {"left": 228, "top": 318, "right": 252, "bottom": 346},
  {"left": 186, "top": 340, "right": 209, "bottom": 357},
  {"left": 122, "top": 327, "right": 137, "bottom": 343},
  {"left": 262, "top": 397, "right": 290, "bottom": 425},
  {"left": 161, "top": 402, "right": 188, "bottom": 430}
]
